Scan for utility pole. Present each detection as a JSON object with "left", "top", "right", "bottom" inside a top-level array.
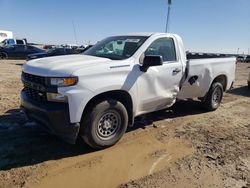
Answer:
[
  {"left": 165, "top": 0, "right": 172, "bottom": 33},
  {"left": 72, "top": 20, "right": 78, "bottom": 45},
  {"left": 248, "top": 48, "right": 250, "bottom": 55},
  {"left": 237, "top": 48, "right": 239, "bottom": 55}
]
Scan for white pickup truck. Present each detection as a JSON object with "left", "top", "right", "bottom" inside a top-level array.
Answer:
[{"left": 21, "top": 33, "right": 236, "bottom": 149}]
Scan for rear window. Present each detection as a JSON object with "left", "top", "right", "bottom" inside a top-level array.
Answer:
[{"left": 16, "top": 40, "right": 24, "bottom": 45}]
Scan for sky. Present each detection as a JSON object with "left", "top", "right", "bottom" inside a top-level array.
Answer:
[{"left": 0, "top": 0, "right": 249, "bottom": 54}]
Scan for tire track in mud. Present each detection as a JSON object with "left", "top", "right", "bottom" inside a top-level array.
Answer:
[
  {"left": 149, "top": 154, "right": 170, "bottom": 175},
  {"left": 29, "top": 134, "right": 194, "bottom": 188}
]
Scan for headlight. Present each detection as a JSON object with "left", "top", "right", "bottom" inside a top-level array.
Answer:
[
  {"left": 47, "top": 93, "right": 68, "bottom": 103},
  {"left": 50, "top": 77, "right": 78, "bottom": 87}
]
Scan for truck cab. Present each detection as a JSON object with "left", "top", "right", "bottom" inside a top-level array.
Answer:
[{"left": 0, "top": 38, "right": 27, "bottom": 47}]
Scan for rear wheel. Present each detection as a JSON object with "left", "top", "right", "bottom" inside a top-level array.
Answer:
[
  {"left": 202, "top": 82, "right": 224, "bottom": 111},
  {"left": 80, "top": 99, "right": 128, "bottom": 149}
]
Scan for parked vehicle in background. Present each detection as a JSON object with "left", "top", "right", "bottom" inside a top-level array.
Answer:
[
  {"left": 76, "top": 44, "right": 94, "bottom": 53},
  {"left": 237, "top": 56, "right": 245, "bottom": 63},
  {"left": 0, "top": 38, "right": 27, "bottom": 47},
  {"left": 27, "top": 47, "right": 79, "bottom": 60},
  {"left": 0, "top": 44, "right": 45, "bottom": 59},
  {"left": 245, "top": 55, "right": 250, "bottom": 63},
  {"left": 61, "top": 44, "right": 79, "bottom": 49},
  {"left": 21, "top": 33, "right": 236, "bottom": 149},
  {"left": 43, "top": 44, "right": 56, "bottom": 50},
  {"left": 0, "top": 30, "right": 13, "bottom": 42}
]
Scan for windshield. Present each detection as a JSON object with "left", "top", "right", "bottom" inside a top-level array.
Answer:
[{"left": 83, "top": 36, "right": 148, "bottom": 60}]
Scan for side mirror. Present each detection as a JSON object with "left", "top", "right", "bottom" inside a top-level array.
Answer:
[{"left": 140, "top": 55, "right": 163, "bottom": 72}]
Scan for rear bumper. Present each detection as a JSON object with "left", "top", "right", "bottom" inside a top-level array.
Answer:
[{"left": 20, "top": 90, "right": 80, "bottom": 144}]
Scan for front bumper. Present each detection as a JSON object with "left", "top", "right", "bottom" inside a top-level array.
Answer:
[{"left": 20, "top": 90, "right": 80, "bottom": 144}]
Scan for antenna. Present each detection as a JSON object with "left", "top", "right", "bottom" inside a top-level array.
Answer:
[
  {"left": 72, "top": 20, "right": 78, "bottom": 45},
  {"left": 165, "top": 0, "right": 172, "bottom": 33}
]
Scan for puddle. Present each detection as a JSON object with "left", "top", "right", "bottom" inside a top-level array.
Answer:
[{"left": 32, "top": 132, "right": 194, "bottom": 188}]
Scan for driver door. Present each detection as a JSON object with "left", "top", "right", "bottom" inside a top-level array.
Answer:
[{"left": 136, "top": 37, "right": 183, "bottom": 114}]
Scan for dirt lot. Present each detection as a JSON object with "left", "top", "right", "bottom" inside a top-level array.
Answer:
[{"left": 0, "top": 60, "right": 250, "bottom": 188}]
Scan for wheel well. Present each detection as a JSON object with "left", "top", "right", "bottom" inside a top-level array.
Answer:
[
  {"left": 212, "top": 75, "right": 227, "bottom": 91},
  {"left": 82, "top": 90, "right": 134, "bottom": 126}
]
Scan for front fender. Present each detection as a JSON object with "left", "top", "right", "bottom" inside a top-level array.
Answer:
[{"left": 58, "top": 87, "right": 94, "bottom": 123}]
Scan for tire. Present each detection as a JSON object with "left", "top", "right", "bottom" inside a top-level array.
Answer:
[
  {"left": 81, "top": 99, "right": 128, "bottom": 149},
  {"left": 0, "top": 53, "right": 4, "bottom": 59},
  {"left": 202, "top": 82, "right": 224, "bottom": 111},
  {"left": 0, "top": 52, "right": 7, "bottom": 59}
]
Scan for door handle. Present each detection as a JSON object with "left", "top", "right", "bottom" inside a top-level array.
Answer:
[{"left": 173, "top": 68, "right": 181, "bottom": 74}]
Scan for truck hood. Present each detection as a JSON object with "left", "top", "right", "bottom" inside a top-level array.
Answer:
[{"left": 22, "top": 55, "right": 112, "bottom": 77}]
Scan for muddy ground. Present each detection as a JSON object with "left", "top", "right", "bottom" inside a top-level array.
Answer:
[{"left": 0, "top": 60, "right": 249, "bottom": 188}]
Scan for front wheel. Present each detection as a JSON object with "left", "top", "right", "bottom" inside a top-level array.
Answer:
[
  {"left": 0, "top": 52, "right": 7, "bottom": 59},
  {"left": 202, "top": 82, "right": 224, "bottom": 111},
  {"left": 80, "top": 99, "right": 128, "bottom": 149}
]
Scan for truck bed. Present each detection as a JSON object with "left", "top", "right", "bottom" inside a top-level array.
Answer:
[{"left": 177, "top": 57, "right": 236, "bottom": 99}]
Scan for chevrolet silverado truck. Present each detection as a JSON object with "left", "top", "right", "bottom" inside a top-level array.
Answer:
[{"left": 21, "top": 33, "right": 236, "bottom": 149}]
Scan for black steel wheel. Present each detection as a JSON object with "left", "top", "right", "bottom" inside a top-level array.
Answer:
[{"left": 81, "top": 99, "right": 128, "bottom": 149}]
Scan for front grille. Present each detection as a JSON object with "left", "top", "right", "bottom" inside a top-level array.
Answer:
[
  {"left": 22, "top": 72, "right": 46, "bottom": 86},
  {"left": 22, "top": 72, "right": 48, "bottom": 102},
  {"left": 23, "top": 87, "right": 47, "bottom": 102}
]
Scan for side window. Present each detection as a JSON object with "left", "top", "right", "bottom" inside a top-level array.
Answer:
[
  {"left": 145, "top": 38, "right": 176, "bottom": 62},
  {"left": 16, "top": 40, "right": 24, "bottom": 45}
]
